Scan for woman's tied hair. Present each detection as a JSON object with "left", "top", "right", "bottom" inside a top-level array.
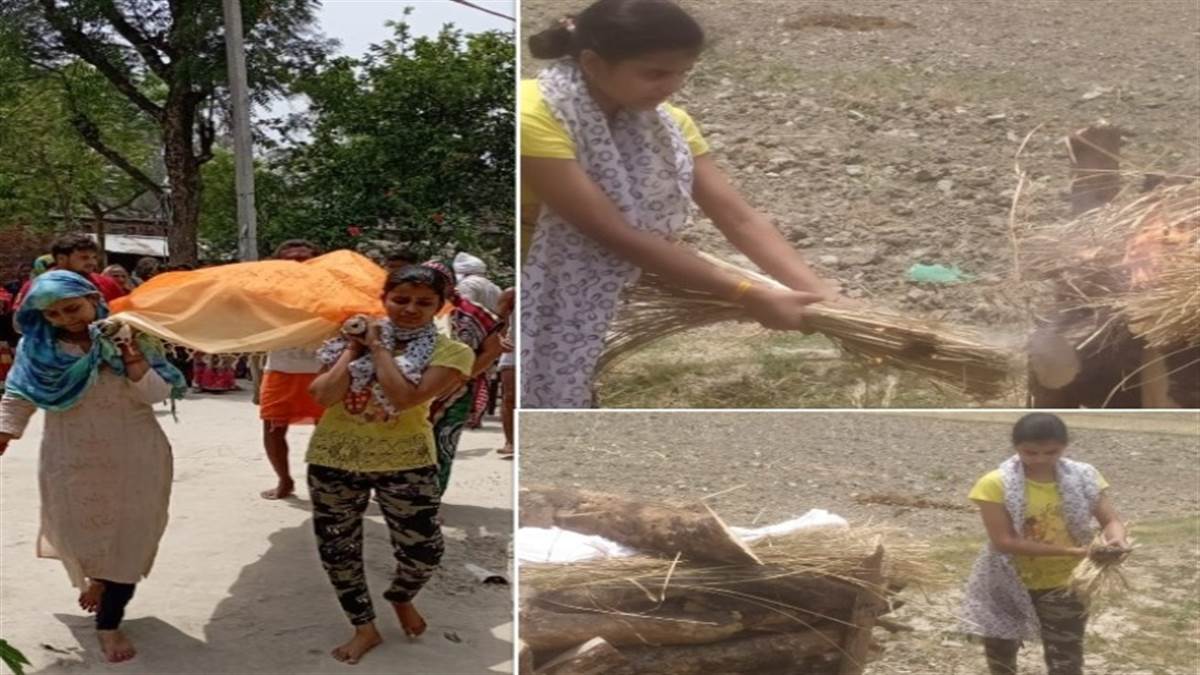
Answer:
[
  {"left": 527, "top": 0, "right": 704, "bottom": 62},
  {"left": 1011, "top": 412, "right": 1070, "bottom": 446},
  {"left": 383, "top": 264, "right": 451, "bottom": 303}
]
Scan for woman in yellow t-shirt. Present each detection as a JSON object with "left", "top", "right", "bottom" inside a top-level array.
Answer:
[
  {"left": 304, "top": 265, "right": 473, "bottom": 665},
  {"left": 962, "top": 413, "right": 1129, "bottom": 675},
  {"left": 521, "top": 0, "right": 837, "bottom": 408}
]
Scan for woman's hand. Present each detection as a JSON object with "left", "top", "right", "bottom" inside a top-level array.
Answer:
[
  {"left": 343, "top": 323, "right": 375, "bottom": 357},
  {"left": 740, "top": 286, "right": 824, "bottom": 332},
  {"left": 1104, "top": 536, "right": 1131, "bottom": 550},
  {"left": 119, "top": 339, "right": 144, "bottom": 362},
  {"left": 1089, "top": 543, "right": 1130, "bottom": 563},
  {"left": 362, "top": 322, "right": 384, "bottom": 350},
  {"left": 120, "top": 339, "right": 151, "bottom": 381}
]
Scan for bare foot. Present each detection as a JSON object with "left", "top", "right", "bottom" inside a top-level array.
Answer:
[
  {"left": 260, "top": 479, "right": 294, "bottom": 500},
  {"left": 392, "top": 601, "right": 427, "bottom": 637},
  {"left": 79, "top": 580, "right": 105, "bottom": 613},
  {"left": 496, "top": 445, "right": 513, "bottom": 456},
  {"left": 97, "top": 629, "right": 137, "bottom": 663},
  {"left": 331, "top": 624, "right": 383, "bottom": 665}
]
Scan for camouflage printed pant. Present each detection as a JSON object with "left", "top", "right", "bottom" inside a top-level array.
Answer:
[
  {"left": 984, "top": 588, "right": 1088, "bottom": 675},
  {"left": 308, "top": 463, "right": 444, "bottom": 626}
]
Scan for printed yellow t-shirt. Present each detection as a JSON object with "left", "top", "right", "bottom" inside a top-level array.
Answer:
[
  {"left": 520, "top": 79, "right": 710, "bottom": 261},
  {"left": 969, "top": 469, "right": 1109, "bottom": 589},
  {"left": 305, "top": 334, "right": 474, "bottom": 473}
]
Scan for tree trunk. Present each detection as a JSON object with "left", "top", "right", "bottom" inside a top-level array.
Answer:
[
  {"left": 91, "top": 211, "right": 108, "bottom": 268},
  {"left": 520, "top": 485, "right": 761, "bottom": 566},
  {"left": 522, "top": 606, "right": 746, "bottom": 653},
  {"left": 162, "top": 97, "right": 200, "bottom": 266},
  {"left": 837, "top": 542, "right": 885, "bottom": 675},
  {"left": 1067, "top": 124, "right": 1124, "bottom": 216},
  {"left": 535, "top": 637, "right": 635, "bottom": 675},
  {"left": 621, "top": 626, "right": 845, "bottom": 675}
]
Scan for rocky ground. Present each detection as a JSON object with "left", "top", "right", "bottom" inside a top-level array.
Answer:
[
  {"left": 519, "top": 410, "right": 1200, "bottom": 675},
  {"left": 520, "top": 0, "right": 1200, "bottom": 407}
]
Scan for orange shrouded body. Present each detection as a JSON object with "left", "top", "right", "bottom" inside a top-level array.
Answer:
[{"left": 109, "top": 250, "right": 389, "bottom": 354}]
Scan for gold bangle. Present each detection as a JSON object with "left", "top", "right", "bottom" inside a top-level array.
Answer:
[{"left": 730, "top": 279, "right": 754, "bottom": 301}]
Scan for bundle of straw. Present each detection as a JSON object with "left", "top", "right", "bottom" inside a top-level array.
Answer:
[
  {"left": 600, "top": 252, "right": 1014, "bottom": 399},
  {"left": 1022, "top": 181, "right": 1199, "bottom": 349},
  {"left": 1067, "top": 534, "right": 1134, "bottom": 607},
  {"left": 1121, "top": 247, "right": 1200, "bottom": 349},
  {"left": 522, "top": 524, "right": 950, "bottom": 599}
]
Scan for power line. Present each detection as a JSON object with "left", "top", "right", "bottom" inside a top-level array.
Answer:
[{"left": 446, "top": 0, "right": 514, "bottom": 22}]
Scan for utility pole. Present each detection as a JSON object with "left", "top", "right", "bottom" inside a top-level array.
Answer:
[{"left": 222, "top": 0, "right": 258, "bottom": 261}]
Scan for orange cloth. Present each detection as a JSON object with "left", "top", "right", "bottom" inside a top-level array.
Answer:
[
  {"left": 109, "top": 251, "right": 387, "bottom": 354},
  {"left": 259, "top": 371, "right": 324, "bottom": 425}
]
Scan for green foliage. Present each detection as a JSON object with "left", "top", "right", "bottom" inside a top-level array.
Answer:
[
  {"left": 1, "top": 0, "right": 333, "bottom": 262},
  {"left": 0, "top": 639, "right": 30, "bottom": 675},
  {"left": 276, "top": 23, "right": 515, "bottom": 277},
  {"left": 0, "top": 40, "right": 157, "bottom": 226},
  {"left": 197, "top": 149, "right": 292, "bottom": 261},
  {"left": 11, "top": 0, "right": 332, "bottom": 105},
  {"left": 3, "top": 5, "right": 514, "bottom": 277}
]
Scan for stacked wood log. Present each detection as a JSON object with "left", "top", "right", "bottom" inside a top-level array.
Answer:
[{"left": 520, "top": 486, "right": 912, "bottom": 675}]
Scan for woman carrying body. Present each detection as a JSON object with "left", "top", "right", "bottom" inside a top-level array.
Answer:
[
  {"left": 304, "top": 265, "right": 474, "bottom": 664},
  {"left": 0, "top": 271, "right": 186, "bottom": 663}
]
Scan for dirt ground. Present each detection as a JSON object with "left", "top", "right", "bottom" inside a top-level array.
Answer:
[
  {"left": 519, "top": 411, "right": 1200, "bottom": 674},
  {"left": 1, "top": 386, "right": 513, "bottom": 675},
  {"left": 520, "top": 0, "right": 1200, "bottom": 408}
]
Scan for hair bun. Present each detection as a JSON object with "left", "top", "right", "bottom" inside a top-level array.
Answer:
[{"left": 528, "top": 21, "right": 574, "bottom": 59}]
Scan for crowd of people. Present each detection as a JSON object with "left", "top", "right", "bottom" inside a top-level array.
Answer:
[{"left": 0, "top": 232, "right": 515, "bottom": 665}]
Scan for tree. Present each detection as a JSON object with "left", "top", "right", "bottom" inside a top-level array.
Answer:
[
  {"left": 197, "top": 147, "right": 290, "bottom": 261},
  {"left": 0, "top": 39, "right": 160, "bottom": 235},
  {"left": 273, "top": 21, "right": 515, "bottom": 277},
  {"left": 3, "top": 0, "right": 332, "bottom": 264}
]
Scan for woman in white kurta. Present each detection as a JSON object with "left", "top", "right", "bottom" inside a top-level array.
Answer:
[{"left": 0, "top": 271, "right": 185, "bottom": 664}]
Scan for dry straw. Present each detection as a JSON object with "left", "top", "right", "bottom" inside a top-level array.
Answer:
[
  {"left": 1022, "top": 181, "right": 1199, "bottom": 351},
  {"left": 599, "top": 252, "right": 1015, "bottom": 400},
  {"left": 523, "top": 524, "right": 950, "bottom": 606},
  {"left": 1067, "top": 534, "right": 1135, "bottom": 608}
]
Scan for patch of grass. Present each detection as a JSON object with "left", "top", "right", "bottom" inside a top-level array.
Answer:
[
  {"left": 692, "top": 55, "right": 1040, "bottom": 110},
  {"left": 924, "top": 516, "right": 1200, "bottom": 675},
  {"left": 1128, "top": 515, "right": 1200, "bottom": 546},
  {"left": 597, "top": 325, "right": 1017, "bottom": 408},
  {"left": 877, "top": 411, "right": 1200, "bottom": 437},
  {"left": 927, "top": 533, "right": 985, "bottom": 582}
]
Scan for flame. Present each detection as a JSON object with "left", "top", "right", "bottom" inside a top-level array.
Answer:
[{"left": 1122, "top": 200, "right": 1199, "bottom": 288}]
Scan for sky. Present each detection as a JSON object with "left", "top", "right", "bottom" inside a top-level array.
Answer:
[
  {"left": 266, "top": 0, "right": 515, "bottom": 133},
  {"left": 317, "top": 0, "right": 514, "bottom": 57}
]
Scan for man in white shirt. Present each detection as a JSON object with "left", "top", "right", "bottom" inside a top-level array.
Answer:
[{"left": 258, "top": 240, "right": 327, "bottom": 500}]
